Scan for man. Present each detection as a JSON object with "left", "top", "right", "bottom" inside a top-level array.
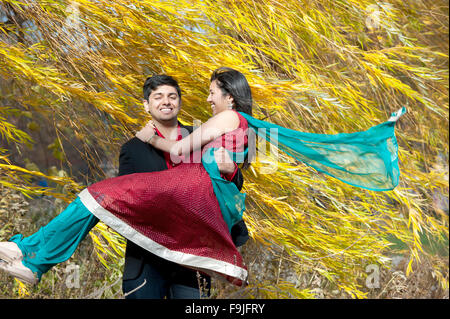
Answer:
[{"left": 120, "top": 75, "right": 248, "bottom": 299}]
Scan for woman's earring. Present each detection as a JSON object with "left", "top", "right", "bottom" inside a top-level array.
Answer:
[{"left": 228, "top": 103, "right": 233, "bottom": 109}]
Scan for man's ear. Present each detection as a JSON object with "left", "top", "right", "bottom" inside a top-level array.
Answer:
[{"left": 143, "top": 99, "right": 150, "bottom": 113}]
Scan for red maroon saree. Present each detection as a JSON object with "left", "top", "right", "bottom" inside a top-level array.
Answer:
[{"left": 79, "top": 111, "right": 249, "bottom": 286}]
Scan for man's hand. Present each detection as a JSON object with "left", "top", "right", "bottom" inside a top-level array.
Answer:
[
  {"left": 215, "top": 147, "right": 236, "bottom": 175},
  {"left": 136, "top": 121, "right": 156, "bottom": 143}
]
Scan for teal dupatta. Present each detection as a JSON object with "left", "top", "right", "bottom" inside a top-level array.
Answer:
[{"left": 202, "top": 107, "right": 406, "bottom": 232}]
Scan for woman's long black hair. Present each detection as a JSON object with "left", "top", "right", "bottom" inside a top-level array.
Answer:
[{"left": 210, "top": 67, "right": 253, "bottom": 168}]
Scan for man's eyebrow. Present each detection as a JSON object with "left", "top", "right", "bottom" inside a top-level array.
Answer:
[{"left": 152, "top": 92, "right": 177, "bottom": 96}]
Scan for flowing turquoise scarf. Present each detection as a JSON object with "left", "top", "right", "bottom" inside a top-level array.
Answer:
[{"left": 202, "top": 107, "right": 406, "bottom": 232}]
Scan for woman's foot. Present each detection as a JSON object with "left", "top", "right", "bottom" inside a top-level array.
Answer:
[
  {"left": 0, "top": 259, "right": 38, "bottom": 285},
  {"left": 0, "top": 242, "right": 23, "bottom": 263}
]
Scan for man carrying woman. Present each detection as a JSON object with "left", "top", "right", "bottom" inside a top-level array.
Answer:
[{"left": 0, "top": 67, "right": 405, "bottom": 295}]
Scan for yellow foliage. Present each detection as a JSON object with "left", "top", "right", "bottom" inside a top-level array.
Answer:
[{"left": 0, "top": 0, "right": 448, "bottom": 298}]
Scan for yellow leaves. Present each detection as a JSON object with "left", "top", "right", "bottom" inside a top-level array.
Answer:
[
  {"left": 122, "top": 16, "right": 139, "bottom": 32},
  {"left": 432, "top": 264, "right": 449, "bottom": 291},
  {"left": 360, "top": 52, "right": 446, "bottom": 116},
  {"left": 366, "top": 73, "right": 378, "bottom": 87},
  {"left": 406, "top": 254, "right": 415, "bottom": 276},
  {"left": 89, "top": 222, "right": 125, "bottom": 269},
  {"left": 166, "top": 43, "right": 192, "bottom": 63},
  {"left": 14, "top": 278, "right": 30, "bottom": 297},
  {"left": 0, "top": 0, "right": 448, "bottom": 298},
  {"left": 0, "top": 158, "right": 83, "bottom": 200},
  {"left": 0, "top": 114, "right": 33, "bottom": 145}
]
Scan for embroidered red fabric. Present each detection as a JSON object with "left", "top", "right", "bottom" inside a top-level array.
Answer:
[{"left": 87, "top": 111, "right": 249, "bottom": 285}]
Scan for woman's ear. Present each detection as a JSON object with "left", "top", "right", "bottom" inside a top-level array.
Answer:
[{"left": 226, "top": 95, "right": 235, "bottom": 108}]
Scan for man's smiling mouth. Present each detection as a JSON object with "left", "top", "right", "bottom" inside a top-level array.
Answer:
[{"left": 160, "top": 107, "right": 173, "bottom": 114}]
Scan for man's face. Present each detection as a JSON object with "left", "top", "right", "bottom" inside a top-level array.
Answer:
[{"left": 144, "top": 85, "right": 181, "bottom": 123}]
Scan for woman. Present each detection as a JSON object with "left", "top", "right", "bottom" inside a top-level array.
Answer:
[{"left": 0, "top": 67, "right": 406, "bottom": 286}]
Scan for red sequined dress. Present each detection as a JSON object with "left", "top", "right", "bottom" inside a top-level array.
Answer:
[{"left": 79, "top": 111, "right": 248, "bottom": 285}]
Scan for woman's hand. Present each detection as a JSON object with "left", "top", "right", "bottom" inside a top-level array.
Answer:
[
  {"left": 214, "top": 147, "right": 236, "bottom": 174},
  {"left": 136, "top": 121, "right": 156, "bottom": 143}
]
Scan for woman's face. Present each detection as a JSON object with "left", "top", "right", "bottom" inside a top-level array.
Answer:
[{"left": 207, "top": 80, "right": 233, "bottom": 116}]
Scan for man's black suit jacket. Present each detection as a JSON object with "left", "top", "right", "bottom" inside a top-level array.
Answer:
[{"left": 118, "top": 124, "right": 249, "bottom": 286}]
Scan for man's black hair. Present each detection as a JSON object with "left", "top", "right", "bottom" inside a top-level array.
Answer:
[{"left": 143, "top": 75, "right": 181, "bottom": 100}]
